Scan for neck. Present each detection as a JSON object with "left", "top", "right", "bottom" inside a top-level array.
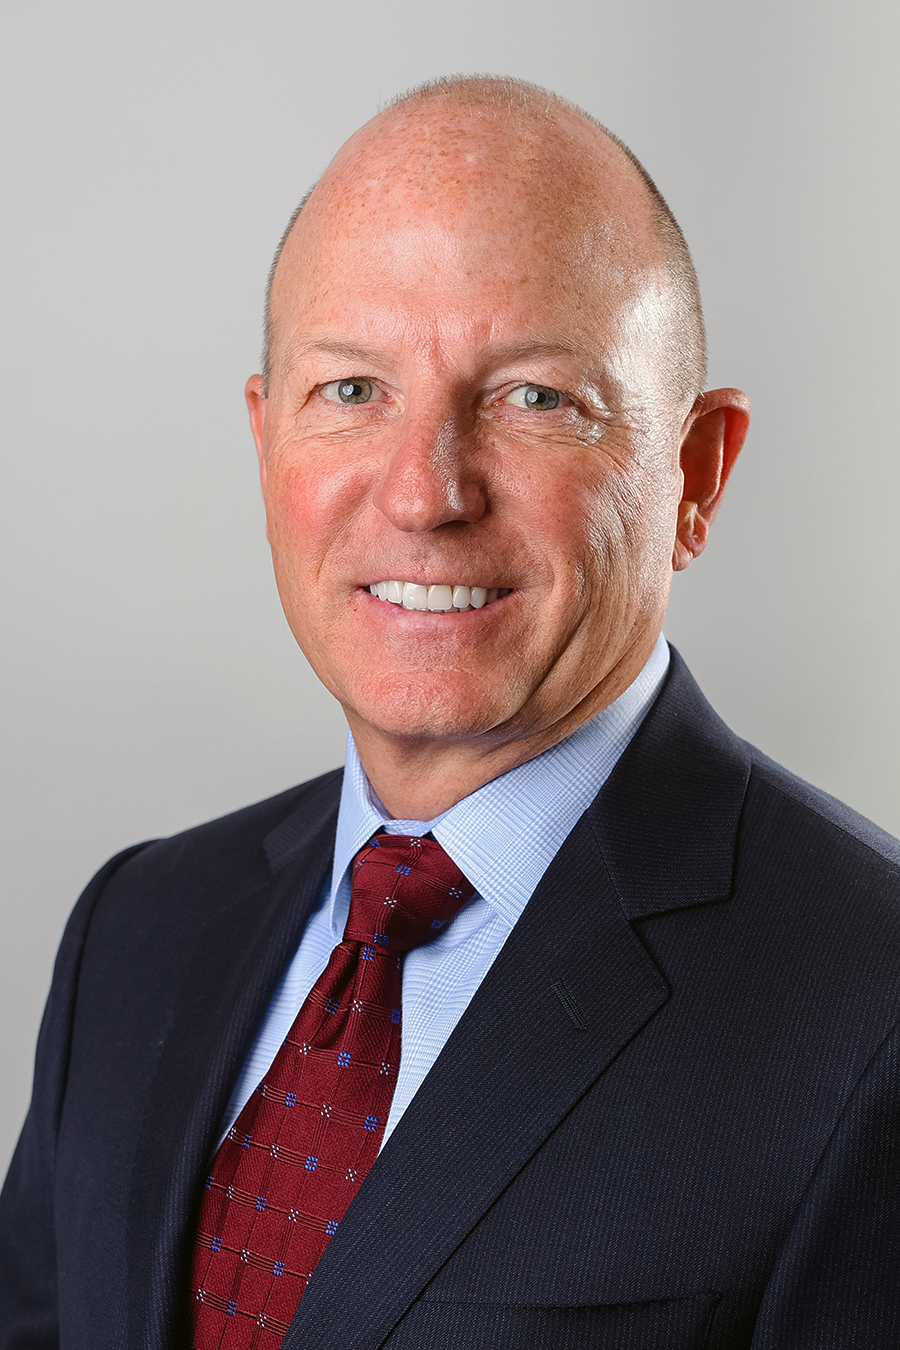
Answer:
[{"left": 345, "top": 655, "right": 652, "bottom": 820}]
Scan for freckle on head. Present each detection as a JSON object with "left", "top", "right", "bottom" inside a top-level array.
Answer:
[{"left": 262, "top": 75, "right": 706, "bottom": 410}]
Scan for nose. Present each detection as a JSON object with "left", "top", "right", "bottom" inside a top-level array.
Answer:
[{"left": 371, "top": 412, "right": 487, "bottom": 532}]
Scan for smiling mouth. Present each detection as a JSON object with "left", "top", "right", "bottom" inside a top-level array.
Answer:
[{"left": 368, "top": 581, "right": 513, "bottom": 612}]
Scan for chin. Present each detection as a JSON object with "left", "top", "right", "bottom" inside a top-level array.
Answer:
[{"left": 344, "top": 670, "right": 521, "bottom": 744}]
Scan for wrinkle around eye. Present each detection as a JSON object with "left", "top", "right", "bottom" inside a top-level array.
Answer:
[{"left": 485, "top": 392, "right": 610, "bottom": 447}]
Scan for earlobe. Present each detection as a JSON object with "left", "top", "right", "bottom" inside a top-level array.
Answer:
[
  {"left": 672, "top": 388, "right": 750, "bottom": 571},
  {"left": 673, "top": 500, "right": 706, "bottom": 571}
]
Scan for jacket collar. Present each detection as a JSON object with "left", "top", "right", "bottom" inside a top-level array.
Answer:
[{"left": 588, "top": 645, "right": 750, "bottom": 919}]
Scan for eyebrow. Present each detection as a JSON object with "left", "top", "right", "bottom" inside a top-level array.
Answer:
[
  {"left": 281, "top": 338, "right": 394, "bottom": 369},
  {"left": 282, "top": 335, "right": 601, "bottom": 373},
  {"left": 483, "top": 338, "right": 600, "bottom": 368}
]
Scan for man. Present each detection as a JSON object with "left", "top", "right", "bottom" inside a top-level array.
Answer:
[{"left": 2, "top": 75, "right": 899, "bottom": 1349}]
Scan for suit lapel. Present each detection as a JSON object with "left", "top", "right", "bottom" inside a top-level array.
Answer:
[
  {"left": 127, "top": 778, "right": 341, "bottom": 1350},
  {"left": 588, "top": 648, "right": 751, "bottom": 922},
  {"left": 284, "top": 651, "right": 751, "bottom": 1350}
]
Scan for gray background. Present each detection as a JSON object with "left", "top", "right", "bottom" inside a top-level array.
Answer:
[{"left": 2, "top": 0, "right": 898, "bottom": 1174}]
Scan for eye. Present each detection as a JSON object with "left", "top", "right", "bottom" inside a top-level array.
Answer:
[
  {"left": 504, "top": 383, "right": 563, "bottom": 411},
  {"left": 321, "top": 378, "right": 380, "bottom": 405}
]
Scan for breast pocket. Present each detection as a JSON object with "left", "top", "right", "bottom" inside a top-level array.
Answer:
[{"left": 385, "top": 1292, "right": 721, "bottom": 1348}]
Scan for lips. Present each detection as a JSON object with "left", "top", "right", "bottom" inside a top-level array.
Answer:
[{"left": 367, "top": 581, "right": 512, "bottom": 612}]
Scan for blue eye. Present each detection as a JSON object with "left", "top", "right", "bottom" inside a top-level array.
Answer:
[
  {"left": 322, "top": 378, "right": 376, "bottom": 404},
  {"left": 505, "top": 384, "right": 562, "bottom": 410}
]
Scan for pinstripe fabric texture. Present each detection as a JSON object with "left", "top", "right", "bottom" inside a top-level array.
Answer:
[
  {"left": 219, "top": 635, "right": 669, "bottom": 1149},
  {"left": 190, "top": 835, "right": 475, "bottom": 1348}
]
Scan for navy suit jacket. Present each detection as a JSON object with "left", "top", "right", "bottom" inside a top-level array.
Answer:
[{"left": 2, "top": 651, "right": 900, "bottom": 1349}]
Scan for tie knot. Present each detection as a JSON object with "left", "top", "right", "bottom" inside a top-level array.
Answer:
[{"left": 346, "top": 834, "right": 475, "bottom": 952}]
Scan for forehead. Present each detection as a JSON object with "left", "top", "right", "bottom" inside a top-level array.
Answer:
[{"left": 269, "top": 100, "right": 665, "bottom": 367}]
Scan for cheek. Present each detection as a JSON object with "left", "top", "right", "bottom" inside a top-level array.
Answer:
[
  {"left": 586, "top": 474, "right": 643, "bottom": 563},
  {"left": 263, "top": 453, "right": 358, "bottom": 561},
  {"left": 580, "top": 461, "right": 678, "bottom": 599}
]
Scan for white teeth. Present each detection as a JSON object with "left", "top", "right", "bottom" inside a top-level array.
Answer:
[
  {"left": 369, "top": 581, "right": 508, "bottom": 612},
  {"left": 427, "top": 584, "right": 454, "bottom": 612},
  {"left": 402, "top": 582, "right": 429, "bottom": 611}
]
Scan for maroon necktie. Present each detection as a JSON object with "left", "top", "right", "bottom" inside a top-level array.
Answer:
[{"left": 189, "top": 833, "right": 475, "bottom": 1348}]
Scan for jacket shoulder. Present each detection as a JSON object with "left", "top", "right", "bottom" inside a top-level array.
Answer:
[
  {"left": 746, "top": 746, "right": 900, "bottom": 877},
  {"left": 100, "top": 766, "right": 344, "bottom": 897}
]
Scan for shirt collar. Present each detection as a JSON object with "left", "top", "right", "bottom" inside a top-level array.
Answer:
[{"left": 327, "top": 633, "right": 670, "bottom": 934}]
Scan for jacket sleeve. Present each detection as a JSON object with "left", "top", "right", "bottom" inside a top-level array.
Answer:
[
  {"left": 0, "top": 846, "right": 150, "bottom": 1349},
  {"left": 751, "top": 1015, "right": 900, "bottom": 1348}
]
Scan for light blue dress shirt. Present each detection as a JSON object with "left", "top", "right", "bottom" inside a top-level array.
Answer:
[{"left": 220, "top": 635, "right": 669, "bottom": 1148}]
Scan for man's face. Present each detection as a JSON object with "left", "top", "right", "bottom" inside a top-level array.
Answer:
[{"left": 250, "top": 110, "right": 693, "bottom": 767}]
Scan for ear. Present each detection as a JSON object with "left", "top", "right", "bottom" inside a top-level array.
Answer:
[
  {"left": 672, "top": 388, "right": 750, "bottom": 571},
  {"left": 245, "top": 374, "right": 268, "bottom": 491}
]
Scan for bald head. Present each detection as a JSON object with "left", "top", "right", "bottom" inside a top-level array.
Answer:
[{"left": 261, "top": 76, "right": 706, "bottom": 408}]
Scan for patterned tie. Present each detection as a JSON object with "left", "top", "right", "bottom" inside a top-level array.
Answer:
[{"left": 190, "top": 833, "right": 475, "bottom": 1349}]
